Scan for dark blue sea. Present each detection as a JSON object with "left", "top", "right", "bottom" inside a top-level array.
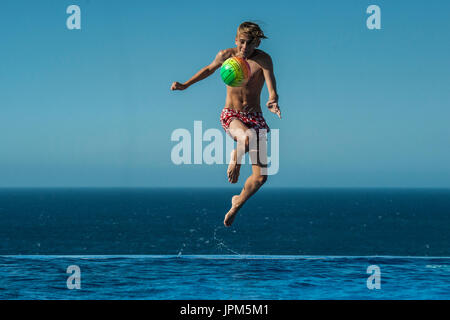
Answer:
[{"left": 0, "top": 188, "right": 449, "bottom": 299}]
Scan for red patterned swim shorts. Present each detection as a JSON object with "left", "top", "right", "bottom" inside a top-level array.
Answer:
[{"left": 220, "top": 107, "right": 270, "bottom": 136}]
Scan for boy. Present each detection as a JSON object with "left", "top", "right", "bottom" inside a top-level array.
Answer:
[{"left": 171, "top": 21, "right": 281, "bottom": 227}]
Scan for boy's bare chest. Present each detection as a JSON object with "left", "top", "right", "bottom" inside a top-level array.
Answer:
[
  {"left": 238, "top": 59, "right": 264, "bottom": 93},
  {"left": 246, "top": 59, "right": 264, "bottom": 82}
]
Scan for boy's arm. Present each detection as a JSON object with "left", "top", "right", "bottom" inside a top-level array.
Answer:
[
  {"left": 261, "top": 54, "right": 281, "bottom": 119},
  {"left": 171, "top": 50, "right": 228, "bottom": 91}
]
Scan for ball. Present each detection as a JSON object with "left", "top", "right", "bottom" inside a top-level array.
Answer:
[{"left": 220, "top": 57, "right": 251, "bottom": 87}]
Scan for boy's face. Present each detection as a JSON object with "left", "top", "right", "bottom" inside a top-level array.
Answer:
[{"left": 235, "top": 32, "right": 259, "bottom": 58}]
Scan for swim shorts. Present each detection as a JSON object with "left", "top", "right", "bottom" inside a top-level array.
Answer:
[{"left": 220, "top": 107, "right": 270, "bottom": 137}]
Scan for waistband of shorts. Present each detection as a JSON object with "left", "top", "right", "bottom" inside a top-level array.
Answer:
[{"left": 222, "top": 107, "right": 263, "bottom": 115}]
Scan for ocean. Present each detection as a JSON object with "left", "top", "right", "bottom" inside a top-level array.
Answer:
[{"left": 0, "top": 188, "right": 449, "bottom": 299}]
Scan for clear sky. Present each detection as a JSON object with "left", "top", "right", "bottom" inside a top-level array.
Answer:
[{"left": 1, "top": 0, "right": 449, "bottom": 188}]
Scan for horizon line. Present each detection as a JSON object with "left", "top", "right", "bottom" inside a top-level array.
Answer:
[
  {"left": 1, "top": 186, "right": 450, "bottom": 190},
  {"left": 2, "top": 254, "right": 450, "bottom": 259}
]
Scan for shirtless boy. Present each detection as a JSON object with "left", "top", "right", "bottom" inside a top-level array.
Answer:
[{"left": 171, "top": 21, "right": 281, "bottom": 227}]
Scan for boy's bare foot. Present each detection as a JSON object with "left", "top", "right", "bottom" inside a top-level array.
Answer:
[
  {"left": 224, "top": 195, "right": 242, "bottom": 227},
  {"left": 227, "top": 150, "right": 241, "bottom": 183}
]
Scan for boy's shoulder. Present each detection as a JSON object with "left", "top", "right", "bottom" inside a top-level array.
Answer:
[
  {"left": 218, "top": 48, "right": 236, "bottom": 59},
  {"left": 251, "top": 50, "right": 273, "bottom": 68},
  {"left": 217, "top": 48, "right": 271, "bottom": 60},
  {"left": 253, "top": 49, "right": 271, "bottom": 60}
]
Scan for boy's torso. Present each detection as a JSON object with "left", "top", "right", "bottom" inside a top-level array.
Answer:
[{"left": 223, "top": 48, "right": 267, "bottom": 113}]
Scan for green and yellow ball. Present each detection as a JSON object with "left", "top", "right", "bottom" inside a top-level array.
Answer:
[{"left": 220, "top": 57, "right": 251, "bottom": 87}]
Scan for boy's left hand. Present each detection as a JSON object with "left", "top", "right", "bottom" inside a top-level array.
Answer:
[{"left": 267, "top": 99, "right": 281, "bottom": 119}]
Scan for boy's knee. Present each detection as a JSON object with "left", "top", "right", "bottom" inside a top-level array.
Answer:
[
  {"left": 236, "top": 134, "right": 249, "bottom": 150},
  {"left": 240, "top": 131, "right": 257, "bottom": 150},
  {"left": 255, "top": 174, "right": 268, "bottom": 185},
  {"left": 246, "top": 130, "right": 258, "bottom": 148}
]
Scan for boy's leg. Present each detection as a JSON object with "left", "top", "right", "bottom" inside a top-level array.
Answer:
[
  {"left": 226, "top": 119, "right": 255, "bottom": 183},
  {"left": 224, "top": 135, "right": 268, "bottom": 227}
]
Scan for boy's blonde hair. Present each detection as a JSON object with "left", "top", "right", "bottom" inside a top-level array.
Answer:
[{"left": 237, "top": 21, "right": 267, "bottom": 40}]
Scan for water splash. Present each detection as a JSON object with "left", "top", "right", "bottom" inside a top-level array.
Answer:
[
  {"left": 213, "top": 226, "right": 241, "bottom": 255},
  {"left": 177, "top": 243, "right": 186, "bottom": 257}
]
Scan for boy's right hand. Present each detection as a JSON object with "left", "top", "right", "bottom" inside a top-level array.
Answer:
[{"left": 171, "top": 82, "right": 188, "bottom": 91}]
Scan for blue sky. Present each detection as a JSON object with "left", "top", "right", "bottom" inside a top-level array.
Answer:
[{"left": 1, "top": 0, "right": 449, "bottom": 187}]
